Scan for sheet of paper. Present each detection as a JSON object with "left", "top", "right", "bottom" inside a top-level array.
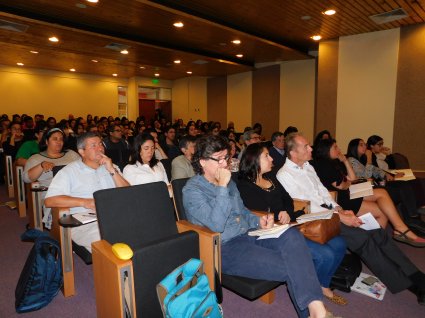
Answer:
[
  {"left": 72, "top": 211, "right": 97, "bottom": 224},
  {"left": 349, "top": 182, "right": 373, "bottom": 199},
  {"left": 296, "top": 210, "right": 334, "bottom": 224},
  {"left": 248, "top": 224, "right": 290, "bottom": 240},
  {"left": 359, "top": 212, "right": 381, "bottom": 230}
]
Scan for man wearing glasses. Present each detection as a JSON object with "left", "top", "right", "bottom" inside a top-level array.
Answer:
[
  {"left": 45, "top": 132, "right": 129, "bottom": 253},
  {"left": 238, "top": 129, "right": 261, "bottom": 160},
  {"left": 103, "top": 124, "right": 131, "bottom": 171}
]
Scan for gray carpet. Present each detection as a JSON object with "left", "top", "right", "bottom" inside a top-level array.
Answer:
[{"left": 0, "top": 184, "right": 424, "bottom": 317}]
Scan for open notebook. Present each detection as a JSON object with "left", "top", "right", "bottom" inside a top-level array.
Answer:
[{"left": 72, "top": 212, "right": 97, "bottom": 224}]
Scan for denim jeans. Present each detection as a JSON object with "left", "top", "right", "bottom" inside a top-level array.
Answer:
[
  {"left": 221, "top": 227, "right": 323, "bottom": 318},
  {"left": 305, "top": 235, "right": 346, "bottom": 287}
]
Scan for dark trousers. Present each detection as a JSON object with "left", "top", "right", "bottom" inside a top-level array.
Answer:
[
  {"left": 340, "top": 225, "right": 418, "bottom": 293},
  {"left": 221, "top": 227, "right": 322, "bottom": 318},
  {"left": 385, "top": 181, "right": 418, "bottom": 218}
]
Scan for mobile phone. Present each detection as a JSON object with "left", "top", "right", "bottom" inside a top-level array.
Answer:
[{"left": 362, "top": 276, "right": 378, "bottom": 286}]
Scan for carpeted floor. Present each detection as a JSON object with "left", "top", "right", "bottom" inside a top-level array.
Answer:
[{"left": 0, "top": 184, "right": 424, "bottom": 317}]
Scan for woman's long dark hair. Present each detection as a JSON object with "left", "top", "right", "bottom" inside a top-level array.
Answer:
[
  {"left": 346, "top": 138, "right": 367, "bottom": 165},
  {"left": 313, "top": 138, "right": 335, "bottom": 161},
  {"left": 129, "top": 133, "right": 158, "bottom": 168},
  {"left": 239, "top": 143, "right": 268, "bottom": 182}
]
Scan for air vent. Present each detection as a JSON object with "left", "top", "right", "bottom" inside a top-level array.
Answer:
[
  {"left": 192, "top": 59, "right": 209, "bottom": 65},
  {"left": 369, "top": 8, "right": 408, "bottom": 25},
  {"left": 104, "top": 42, "right": 131, "bottom": 51},
  {"left": 0, "top": 19, "right": 28, "bottom": 32}
]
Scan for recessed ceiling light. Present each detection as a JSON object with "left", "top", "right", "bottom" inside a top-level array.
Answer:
[
  {"left": 17, "top": 62, "right": 24, "bottom": 66},
  {"left": 186, "top": 71, "right": 192, "bottom": 74},
  {"left": 139, "top": 66, "right": 146, "bottom": 69},
  {"left": 120, "top": 49, "right": 129, "bottom": 54},
  {"left": 91, "top": 59, "right": 98, "bottom": 63},
  {"left": 174, "top": 60, "right": 181, "bottom": 64},
  {"left": 236, "top": 54, "right": 243, "bottom": 58},
  {"left": 49, "top": 36, "right": 59, "bottom": 42},
  {"left": 323, "top": 9, "right": 336, "bottom": 16},
  {"left": 311, "top": 35, "right": 322, "bottom": 41},
  {"left": 231, "top": 40, "right": 241, "bottom": 44},
  {"left": 154, "top": 73, "right": 160, "bottom": 77},
  {"left": 69, "top": 68, "right": 76, "bottom": 72},
  {"left": 173, "top": 22, "right": 184, "bottom": 28},
  {"left": 30, "top": 50, "right": 39, "bottom": 54},
  {"left": 112, "top": 73, "right": 118, "bottom": 77},
  {"left": 86, "top": 0, "right": 99, "bottom": 3}
]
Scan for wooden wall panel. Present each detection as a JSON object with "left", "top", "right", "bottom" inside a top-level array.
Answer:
[
  {"left": 252, "top": 65, "right": 280, "bottom": 140},
  {"left": 207, "top": 76, "right": 227, "bottom": 126},
  {"left": 316, "top": 39, "right": 339, "bottom": 138},
  {"left": 394, "top": 23, "right": 425, "bottom": 170}
]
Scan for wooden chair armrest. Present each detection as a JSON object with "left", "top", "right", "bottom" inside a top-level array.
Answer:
[
  {"left": 293, "top": 199, "right": 311, "bottom": 213},
  {"left": 51, "top": 207, "right": 71, "bottom": 241},
  {"left": 176, "top": 220, "right": 221, "bottom": 291},
  {"left": 328, "top": 190, "right": 338, "bottom": 202},
  {"left": 92, "top": 240, "right": 136, "bottom": 318}
]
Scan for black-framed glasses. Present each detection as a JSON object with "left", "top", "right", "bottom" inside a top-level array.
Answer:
[{"left": 206, "top": 155, "right": 230, "bottom": 164}]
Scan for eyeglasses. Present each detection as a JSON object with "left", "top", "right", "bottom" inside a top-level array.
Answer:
[
  {"left": 207, "top": 155, "right": 230, "bottom": 164},
  {"left": 250, "top": 136, "right": 260, "bottom": 140},
  {"left": 113, "top": 129, "right": 122, "bottom": 132}
]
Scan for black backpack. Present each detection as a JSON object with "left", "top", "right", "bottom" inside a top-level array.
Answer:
[{"left": 15, "top": 229, "right": 63, "bottom": 313}]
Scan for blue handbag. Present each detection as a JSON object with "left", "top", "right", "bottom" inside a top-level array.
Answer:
[{"left": 157, "top": 258, "right": 223, "bottom": 318}]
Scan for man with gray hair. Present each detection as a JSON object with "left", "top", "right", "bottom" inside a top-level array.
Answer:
[
  {"left": 269, "top": 131, "right": 286, "bottom": 171},
  {"left": 238, "top": 129, "right": 260, "bottom": 160},
  {"left": 45, "top": 132, "right": 129, "bottom": 252}
]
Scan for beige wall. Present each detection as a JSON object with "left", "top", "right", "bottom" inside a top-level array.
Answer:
[
  {"left": 227, "top": 72, "right": 252, "bottom": 132},
  {"left": 280, "top": 59, "right": 316, "bottom": 141},
  {"left": 336, "top": 29, "right": 400, "bottom": 152},
  {"left": 0, "top": 65, "right": 128, "bottom": 119},
  {"left": 172, "top": 77, "right": 207, "bottom": 123}
]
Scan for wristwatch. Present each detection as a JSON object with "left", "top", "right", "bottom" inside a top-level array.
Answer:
[{"left": 109, "top": 168, "right": 118, "bottom": 176}]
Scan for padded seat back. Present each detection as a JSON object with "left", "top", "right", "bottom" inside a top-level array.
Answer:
[
  {"left": 94, "top": 182, "right": 178, "bottom": 248},
  {"left": 171, "top": 178, "right": 189, "bottom": 220}
]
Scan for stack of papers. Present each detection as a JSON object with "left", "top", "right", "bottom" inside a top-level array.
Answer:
[
  {"left": 383, "top": 169, "right": 416, "bottom": 181},
  {"left": 296, "top": 210, "right": 334, "bottom": 224},
  {"left": 358, "top": 212, "right": 381, "bottom": 230},
  {"left": 349, "top": 181, "right": 373, "bottom": 199},
  {"left": 72, "top": 212, "right": 97, "bottom": 224},
  {"left": 248, "top": 224, "right": 290, "bottom": 240},
  {"left": 351, "top": 273, "right": 387, "bottom": 300}
]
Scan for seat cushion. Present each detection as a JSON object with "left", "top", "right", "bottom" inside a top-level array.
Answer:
[{"left": 222, "top": 274, "right": 281, "bottom": 300}]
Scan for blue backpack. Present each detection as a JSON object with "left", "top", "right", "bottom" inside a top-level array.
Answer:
[
  {"left": 15, "top": 229, "right": 63, "bottom": 313},
  {"left": 157, "top": 258, "right": 223, "bottom": 318}
]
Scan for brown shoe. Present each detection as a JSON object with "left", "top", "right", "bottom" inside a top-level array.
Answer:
[{"left": 324, "top": 292, "right": 348, "bottom": 306}]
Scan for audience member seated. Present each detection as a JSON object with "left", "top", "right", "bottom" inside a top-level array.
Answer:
[
  {"left": 23, "top": 128, "right": 80, "bottom": 227},
  {"left": 123, "top": 133, "right": 169, "bottom": 186},
  {"left": 183, "top": 135, "right": 338, "bottom": 318},
  {"left": 237, "top": 143, "right": 347, "bottom": 305},
  {"left": 268, "top": 131, "right": 286, "bottom": 172},
  {"left": 2, "top": 122, "right": 25, "bottom": 160},
  {"left": 161, "top": 126, "right": 181, "bottom": 160},
  {"left": 277, "top": 132, "right": 425, "bottom": 305},
  {"left": 15, "top": 121, "right": 47, "bottom": 167},
  {"left": 238, "top": 130, "right": 261, "bottom": 160},
  {"left": 347, "top": 138, "right": 425, "bottom": 235},
  {"left": 44, "top": 132, "right": 129, "bottom": 252},
  {"left": 367, "top": 135, "right": 425, "bottom": 211},
  {"left": 312, "top": 138, "right": 425, "bottom": 247},
  {"left": 102, "top": 124, "right": 130, "bottom": 172},
  {"left": 147, "top": 129, "right": 168, "bottom": 160},
  {"left": 171, "top": 135, "right": 196, "bottom": 181}
]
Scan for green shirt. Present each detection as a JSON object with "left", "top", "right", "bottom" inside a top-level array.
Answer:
[{"left": 16, "top": 140, "right": 39, "bottom": 159}]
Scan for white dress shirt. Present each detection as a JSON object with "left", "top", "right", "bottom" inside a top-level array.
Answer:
[
  {"left": 276, "top": 158, "right": 339, "bottom": 213},
  {"left": 123, "top": 161, "right": 169, "bottom": 186}
]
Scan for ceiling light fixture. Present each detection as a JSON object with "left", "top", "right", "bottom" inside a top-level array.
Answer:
[
  {"left": 174, "top": 60, "right": 181, "bottom": 64},
  {"left": 86, "top": 0, "right": 99, "bottom": 3},
  {"left": 323, "top": 9, "right": 336, "bottom": 16},
  {"left": 186, "top": 71, "right": 192, "bottom": 74},
  {"left": 236, "top": 54, "right": 243, "bottom": 58},
  {"left": 112, "top": 73, "right": 118, "bottom": 77},
  {"left": 69, "top": 68, "right": 76, "bottom": 72},
  {"left": 120, "top": 49, "right": 129, "bottom": 54},
  {"left": 91, "top": 59, "right": 98, "bottom": 63},
  {"left": 154, "top": 73, "right": 160, "bottom": 77},
  {"left": 30, "top": 50, "right": 39, "bottom": 54},
  {"left": 231, "top": 40, "right": 241, "bottom": 44},
  {"left": 49, "top": 36, "right": 59, "bottom": 42},
  {"left": 311, "top": 35, "right": 322, "bottom": 41},
  {"left": 17, "top": 62, "right": 24, "bottom": 66},
  {"left": 173, "top": 22, "right": 184, "bottom": 28},
  {"left": 139, "top": 66, "right": 145, "bottom": 69}
]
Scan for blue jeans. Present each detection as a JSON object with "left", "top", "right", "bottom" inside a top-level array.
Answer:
[
  {"left": 305, "top": 236, "right": 346, "bottom": 288},
  {"left": 221, "top": 227, "right": 323, "bottom": 318}
]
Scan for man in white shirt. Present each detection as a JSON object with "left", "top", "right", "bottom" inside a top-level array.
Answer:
[
  {"left": 277, "top": 132, "right": 425, "bottom": 305},
  {"left": 45, "top": 132, "right": 129, "bottom": 252}
]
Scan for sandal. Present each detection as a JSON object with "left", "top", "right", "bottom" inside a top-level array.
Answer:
[
  {"left": 393, "top": 229, "right": 425, "bottom": 247},
  {"left": 324, "top": 292, "right": 348, "bottom": 306}
]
